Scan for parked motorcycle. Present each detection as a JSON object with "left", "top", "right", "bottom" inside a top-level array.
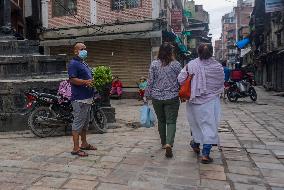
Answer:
[
  {"left": 24, "top": 89, "right": 107, "bottom": 137},
  {"left": 226, "top": 72, "right": 257, "bottom": 102}
]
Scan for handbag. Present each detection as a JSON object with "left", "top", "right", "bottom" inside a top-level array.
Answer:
[{"left": 179, "top": 65, "right": 193, "bottom": 101}]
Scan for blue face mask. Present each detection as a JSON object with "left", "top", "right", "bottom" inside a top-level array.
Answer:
[{"left": 78, "top": 50, "right": 88, "bottom": 60}]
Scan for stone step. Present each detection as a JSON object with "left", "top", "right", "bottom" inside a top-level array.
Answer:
[
  {"left": 0, "top": 55, "right": 67, "bottom": 78},
  {"left": 0, "top": 40, "right": 39, "bottom": 55}
]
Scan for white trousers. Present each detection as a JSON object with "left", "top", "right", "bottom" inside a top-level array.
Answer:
[{"left": 186, "top": 96, "right": 221, "bottom": 145}]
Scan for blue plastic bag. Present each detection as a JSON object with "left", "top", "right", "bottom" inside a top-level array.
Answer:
[{"left": 140, "top": 104, "right": 156, "bottom": 128}]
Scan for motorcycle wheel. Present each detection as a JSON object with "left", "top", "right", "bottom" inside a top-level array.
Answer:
[
  {"left": 28, "top": 106, "right": 57, "bottom": 138},
  {"left": 249, "top": 87, "right": 257, "bottom": 101},
  {"left": 227, "top": 89, "right": 238, "bottom": 102},
  {"left": 90, "top": 107, "right": 107, "bottom": 134}
]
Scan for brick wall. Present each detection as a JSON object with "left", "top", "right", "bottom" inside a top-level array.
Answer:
[
  {"left": 48, "top": 0, "right": 152, "bottom": 28},
  {"left": 97, "top": 0, "right": 152, "bottom": 24},
  {"left": 48, "top": 0, "right": 91, "bottom": 28}
]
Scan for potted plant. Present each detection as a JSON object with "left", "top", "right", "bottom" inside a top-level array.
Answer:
[{"left": 91, "top": 66, "right": 113, "bottom": 106}]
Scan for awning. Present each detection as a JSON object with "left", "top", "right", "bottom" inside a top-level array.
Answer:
[
  {"left": 162, "top": 31, "right": 176, "bottom": 41},
  {"left": 40, "top": 31, "right": 162, "bottom": 47},
  {"left": 162, "top": 31, "right": 190, "bottom": 55},
  {"left": 236, "top": 38, "right": 250, "bottom": 49},
  {"left": 175, "top": 37, "right": 189, "bottom": 54}
]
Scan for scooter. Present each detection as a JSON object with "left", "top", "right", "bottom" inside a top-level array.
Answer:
[{"left": 227, "top": 72, "right": 257, "bottom": 102}]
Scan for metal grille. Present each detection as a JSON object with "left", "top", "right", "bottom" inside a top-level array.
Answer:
[
  {"left": 112, "top": 0, "right": 126, "bottom": 10},
  {"left": 112, "top": 0, "right": 141, "bottom": 10},
  {"left": 127, "top": 0, "right": 141, "bottom": 8}
]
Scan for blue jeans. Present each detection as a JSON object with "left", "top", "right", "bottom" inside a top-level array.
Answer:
[
  {"left": 191, "top": 142, "right": 212, "bottom": 157},
  {"left": 202, "top": 144, "right": 212, "bottom": 157}
]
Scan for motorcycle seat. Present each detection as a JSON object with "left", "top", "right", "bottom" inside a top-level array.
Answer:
[{"left": 39, "top": 93, "right": 60, "bottom": 101}]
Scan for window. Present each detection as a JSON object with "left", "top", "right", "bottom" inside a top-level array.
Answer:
[
  {"left": 52, "top": 0, "right": 77, "bottom": 17},
  {"left": 112, "top": 0, "right": 141, "bottom": 11}
]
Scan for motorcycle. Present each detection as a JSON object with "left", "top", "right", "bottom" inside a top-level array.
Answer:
[
  {"left": 24, "top": 89, "right": 107, "bottom": 137},
  {"left": 226, "top": 72, "right": 257, "bottom": 102}
]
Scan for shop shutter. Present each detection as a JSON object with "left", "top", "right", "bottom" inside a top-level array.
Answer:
[{"left": 50, "top": 39, "right": 152, "bottom": 87}]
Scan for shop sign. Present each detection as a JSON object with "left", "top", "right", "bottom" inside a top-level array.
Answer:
[{"left": 171, "top": 9, "right": 182, "bottom": 33}]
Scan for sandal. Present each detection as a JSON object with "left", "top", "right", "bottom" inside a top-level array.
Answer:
[
  {"left": 201, "top": 156, "right": 213, "bottom": 164},
  {"left": 71, "top": 150, "right": 88, "bottom": 157},
  {"left": 80, "top": 144, "right": 97, "bottom": 151},
  {"left": 190, "top": 140, "right": 200, "bottom": 154},
  {"left": 165, "top": 144, "right": 173, "bottom": 158}
]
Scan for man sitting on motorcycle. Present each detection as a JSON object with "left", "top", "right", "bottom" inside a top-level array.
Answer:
[{"left": 68, "top": 43, "right": 97, "bottom": 157}]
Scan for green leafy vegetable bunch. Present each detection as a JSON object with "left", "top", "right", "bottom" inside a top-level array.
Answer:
[{"left": 91, "top": 66, "right": 113, "bottom": 92}]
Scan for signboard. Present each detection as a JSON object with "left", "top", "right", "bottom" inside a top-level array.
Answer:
[
  {"left": 265, "top": 0, "right": 284, "bottom": 13},
  {"left": 171, "top": 9, "right": 182, "bottom": 33}
]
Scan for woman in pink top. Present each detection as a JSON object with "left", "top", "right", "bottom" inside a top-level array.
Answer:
[{"left": 178, "top": 44, "right": 224, "bottom": 164}]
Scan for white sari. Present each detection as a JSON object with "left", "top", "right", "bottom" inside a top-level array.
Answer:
[{"left": 186, "top": 96, "right": 221, "bottom": 145}]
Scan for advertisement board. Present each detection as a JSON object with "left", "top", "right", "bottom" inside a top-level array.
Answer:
[{"left": 265, "top": 0, "right": 284, "bottom": 13}]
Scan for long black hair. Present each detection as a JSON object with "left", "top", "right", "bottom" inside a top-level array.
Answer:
[{"left": 158, "top": 43, "right": 174, "bottom": 66}]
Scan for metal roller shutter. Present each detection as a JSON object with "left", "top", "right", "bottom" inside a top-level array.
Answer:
[{"left": 50, "top": 39, "right": 152, "bottom": 87}]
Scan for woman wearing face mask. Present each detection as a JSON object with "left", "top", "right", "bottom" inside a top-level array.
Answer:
[{"left": 67, "top": 43, "right": 97, "bottom": 157}]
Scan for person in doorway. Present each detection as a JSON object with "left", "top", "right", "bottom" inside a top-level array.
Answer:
[
  {"left": 178, "top": 44, "right": 224, "bottom": 164},
  {"left": 110, "top": 76, "right": 123, "bottom": 97},
  {"left": 68, "top": 43, "right": 97, "bottom": 157},
  {"left": 138, "top": 77, "right": 147, "bottom": 100},
  {"left": 145, "top": 43, "right": 182, "bottom": 158}
]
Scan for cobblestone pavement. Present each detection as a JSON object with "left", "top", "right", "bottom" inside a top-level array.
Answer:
[{"left": 0, "top": 87, "right": 284, "bottom": 190}]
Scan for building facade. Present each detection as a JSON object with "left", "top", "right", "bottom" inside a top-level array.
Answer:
[
  {"left": 250, "top": 0, "right": 284, "bottom": 91},
  {"left": 184, "top": 1, "right": 210, "bottom": 59},
  {"left": 0, "top": 0, "right": 42, "bottom": 39},
  {"left": 219, "top": 0, "right": 253, "bottom": 68},
  {"left": 40, "top": 0, "right": 187, "bottom": 87},
  {"left": 221, "top": 12, "right": 235, "bottom": 68},
  {"left": 214, "top": 39, "right": 222, "bottom": 61}
]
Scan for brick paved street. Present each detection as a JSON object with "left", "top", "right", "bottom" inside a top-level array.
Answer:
[{"left": 0, "top": 87, "right": 284, "bottom": 190}]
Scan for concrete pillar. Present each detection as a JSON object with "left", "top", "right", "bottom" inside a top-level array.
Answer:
[
  {"left": 3, "top": 0, "right": 11, "bottom": 28},
  {"left": 41, "top": 0, "right": 49, "bottom": 28},
  {"left": 0, "top": 0, "right": 15, "bottom": 38},
  {"left": 152, "top": 0, "right": 160, "bottom": 19},
  {"left": 90, "top": 0, "right": 97, "bottom": 24}
]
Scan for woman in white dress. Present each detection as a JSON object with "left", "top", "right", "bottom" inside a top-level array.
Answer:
[{"left": 178, "top": 44, "right": 224, "bottom": 164}]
